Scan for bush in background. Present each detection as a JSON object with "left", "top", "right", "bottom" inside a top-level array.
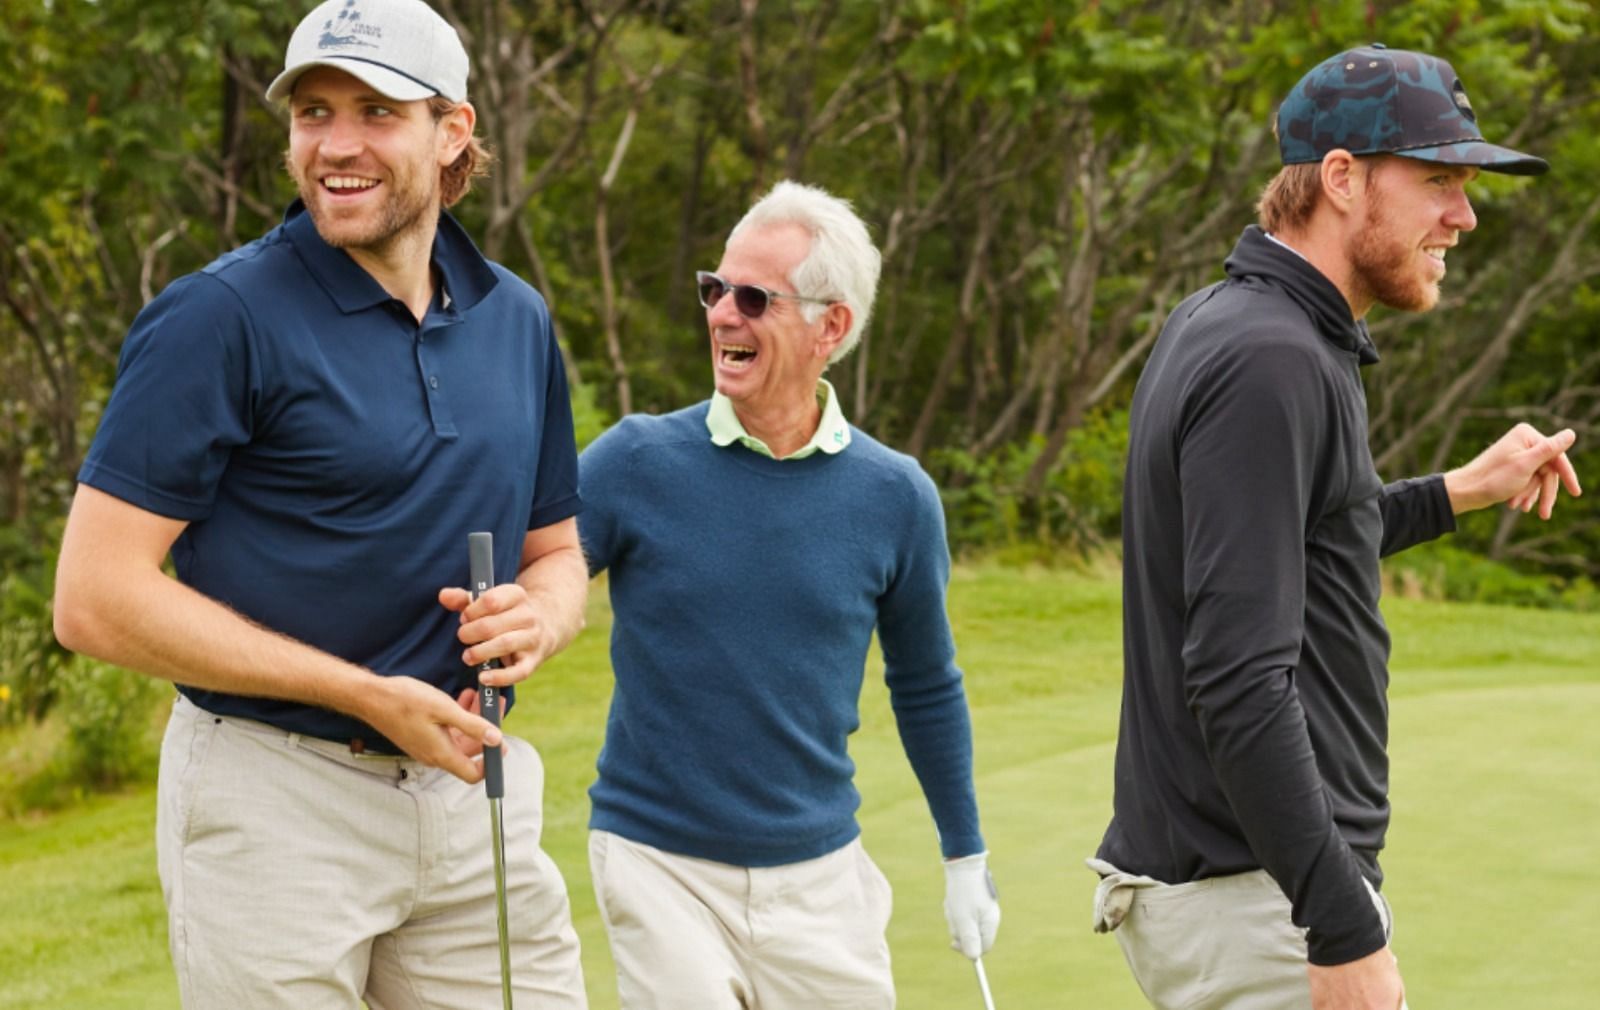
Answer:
[
  {"left": 0, "top": 522, "right": 72, "bottom": 724},
  {"left": 1382, "top": 540, "right": 1599, "bottom": 612},
  {"left": 6, "top": 659, "right": 164, "bottom": 814},
  {"left": 934, "top": 408, "right": 1129, "bottom": 562}
]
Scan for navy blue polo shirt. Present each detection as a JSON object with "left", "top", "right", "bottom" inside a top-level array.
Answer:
[{"left": 78, "top": 200, "right": 582, "bottom": 744}]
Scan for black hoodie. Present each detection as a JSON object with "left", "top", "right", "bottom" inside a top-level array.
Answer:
[{"left": 1097, "top": 226, "right": 1455, "bottom": 965}]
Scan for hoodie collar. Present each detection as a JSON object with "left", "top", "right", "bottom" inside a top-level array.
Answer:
[{"left": 1225, "top": 225, "right": 1380, "bottom": 365}]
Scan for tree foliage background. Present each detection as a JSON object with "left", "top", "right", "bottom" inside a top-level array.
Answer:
[{"left": 4, "top": 0, "right": 1597, "bottom": 638}]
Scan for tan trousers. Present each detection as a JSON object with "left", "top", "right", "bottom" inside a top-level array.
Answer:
[
  {"left": 1090, "top": 860, "right": 1405, "bottom": 1010},
  {"left": 589, "top": 830, "right": 895, "bottom": 1010},
  {"left": 156, "top": 694, "right": 586, "bottom": 1009}
]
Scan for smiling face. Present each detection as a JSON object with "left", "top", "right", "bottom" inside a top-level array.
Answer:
[
  {"left": 707, "top": 221, "right": 845, "bottom": 416},
  {"left": 286, "top": 67, "right": 466, "bottom": 257},
  {"left": 1346, "top": 155, "right": 1479, "bottom": 313}
]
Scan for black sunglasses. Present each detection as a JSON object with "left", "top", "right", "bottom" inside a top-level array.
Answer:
[{"left": 696, "top": 271, "right": 833, "bottom": 319}]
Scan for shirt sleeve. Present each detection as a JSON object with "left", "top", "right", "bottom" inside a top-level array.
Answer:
[
  {"left": 1378, "top": 474, "right": 1456, "bottom": 557},
  {"left": 76, "top": 273, "right": 257, "bottom": 520},
  {"left": 576, "top": 420, "right": 631, "bottom": 576},
  {"left": 527, "top": 321, "right": 584, "bottom": 531},
  {"left": 877, "top": 465, "right": 985, "bottom": 859},
  {"left": 1177, "top": 342, "right": 1386, "bottom": 966}
]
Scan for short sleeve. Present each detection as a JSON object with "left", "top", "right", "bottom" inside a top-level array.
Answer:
[{"left": 77, "top": 274, "right": 257, "bottom": 520}]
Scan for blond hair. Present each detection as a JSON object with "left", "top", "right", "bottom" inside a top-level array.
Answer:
[{"left": 1256, "top": 162, "right": 1323, "bottom": 234}]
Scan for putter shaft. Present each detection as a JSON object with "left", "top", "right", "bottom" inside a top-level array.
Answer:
[
  {"left": 489, "top": 796, "right": 513, "bottom": 1010},
  {"left": 975, "top": 955, "right": 996, "bottom": 1010}
]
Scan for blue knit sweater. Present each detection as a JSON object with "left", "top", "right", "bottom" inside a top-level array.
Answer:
[{"left": 578, "top": 402, "right": 984, "bottom": 866}]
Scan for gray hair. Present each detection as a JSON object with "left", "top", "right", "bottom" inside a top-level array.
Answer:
[{"left": 727, "top": 180, "right": 882, "bottom": 364}]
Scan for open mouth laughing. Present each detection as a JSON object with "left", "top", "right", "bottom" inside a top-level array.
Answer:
[{"left": 719, "top": 343, "right": 757, "bottom": 368}]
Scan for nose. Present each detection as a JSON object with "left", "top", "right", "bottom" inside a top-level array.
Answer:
[
  {"left": 321, "top": 112, "right": 364, "bottom": 161},
  {"left": 706, "top": 286, "right": 743, "bottom": 329},
  {"left": 1445, "top": 187, "right": 1477, "bottom": 233}
]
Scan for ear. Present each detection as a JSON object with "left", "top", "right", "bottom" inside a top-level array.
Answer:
[
  {"left": 437, "top": 101, "right": 476, "bottom": 166},
  {"left": 1319, "top": 149, "right": 1361, "bottom": 216},
  {"left": 813, "top": 301, "right": 852, "bottom": 361}
]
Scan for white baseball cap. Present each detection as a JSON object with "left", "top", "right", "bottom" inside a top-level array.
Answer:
[{"left": 266, "top": 0, "right": 469, "bottom": 104}]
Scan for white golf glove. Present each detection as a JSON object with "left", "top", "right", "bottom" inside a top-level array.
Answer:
[{"left": 943, "top": 851, "right": 1000, "bottom": 959}]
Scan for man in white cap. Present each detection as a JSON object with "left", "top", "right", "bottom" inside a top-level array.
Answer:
[{"left": 54, "top": 1, "right": 589, "bottom": 1006}]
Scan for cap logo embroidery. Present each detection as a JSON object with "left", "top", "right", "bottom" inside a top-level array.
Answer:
[
  {"left": 319, "top": 0, "right": 381, "bottom": 50},
  {"left": 1452, "top": 81, "right": 1476, "bottom": 122}
]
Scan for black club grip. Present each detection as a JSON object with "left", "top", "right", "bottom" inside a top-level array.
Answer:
[{"left": 468, "top": 532, "right": 505, "bottom": 800}]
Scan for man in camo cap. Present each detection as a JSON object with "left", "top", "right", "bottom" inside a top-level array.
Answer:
[{"left": 1091, "top": 45, "right": 1579, "bottom": 1009}]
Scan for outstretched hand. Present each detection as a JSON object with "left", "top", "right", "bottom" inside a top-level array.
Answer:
[{"left": 1445, "top": 423, "right": 1581, "bottom": 519}]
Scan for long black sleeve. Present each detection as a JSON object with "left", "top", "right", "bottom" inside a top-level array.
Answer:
[
  {"left": 1379, "top": 474, "right": 1456, "bottom": 557},
  {"left": 1174, "top": 341, "right": 1385, "bottom": 965}
]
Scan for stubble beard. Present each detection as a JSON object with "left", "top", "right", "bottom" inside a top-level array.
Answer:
[
  {"left": 1346, "top": 186, "right": 1440, "bottom": 314},
  {"left": 289, "top": 154, "right": 439, "bottom": 257}
]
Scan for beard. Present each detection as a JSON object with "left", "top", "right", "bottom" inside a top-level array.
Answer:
[
  {"left": 1346, "top": 184, "right": 1440, "bottom": 313},
  {"left": 287, "top": 152, "right": 439, "bottom": 255}
]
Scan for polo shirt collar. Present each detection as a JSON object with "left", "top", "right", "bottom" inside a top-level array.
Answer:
[
  {"left": 283, "top": 199, "right": 499, "bottom": 315},
  {"left": 707, "top": 378, "right": 852, "bottom": 459}
]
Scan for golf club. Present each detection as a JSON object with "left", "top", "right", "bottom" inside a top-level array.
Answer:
[
  {"left": 468, "top": 531, "right": 514, "bottom": 1010},
  {"left": 974, "top": 955, "right": 997, "bottom": 1010}
]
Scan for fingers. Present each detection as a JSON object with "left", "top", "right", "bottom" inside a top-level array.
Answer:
[
  {"left": 462, "top": 638, "right": 536, "bottom": 687},
  {"left": 434, "top": 747, "right": 486, "bottom": 784},
  {"left": 950, "top": 927, "right": 984, "bottom": 960},
  {"left": 450, "top": 583, "right": 523, "bottom": 625},
  {"left": 437, "top": 586, "right": 471, "bottom": 613},
  {"left": 450, "top": 706, "right": 503, "bottom": 749},
  {"left": 1538, "top": 466, "right": 1560, "bottom": 520},
  {"left": 449, "top": 584, "right": 546, "bottom": 683},
  {"left": 1528, "top": 431, "right": 1580, "bottom": 500},
  {"left": 1505, "top": 429, "right": 1581, "bottom": 519},
  {"left": 427, "top": 710, "right": 502, "bottom": 782},
  {"left": 1553, "top": 445, "right": 1582, "bottom": 498}
]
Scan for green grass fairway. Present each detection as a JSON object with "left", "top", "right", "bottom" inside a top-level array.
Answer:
[{"left": 3, "top": 565, "right": 1597, "bottom": 1008}]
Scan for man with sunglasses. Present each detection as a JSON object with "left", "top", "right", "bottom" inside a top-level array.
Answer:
[
  {"left": 1091, "top": 46, "right": 1580, "bottom": 1009},
  {"left": 577, "top": 180, "right": 999, "bottom": 1008}
]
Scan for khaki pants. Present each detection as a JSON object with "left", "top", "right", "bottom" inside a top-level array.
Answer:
[
  {"left": 1088, "top": 859, "right": 1405, "bottom": 1010},
  {"left": 589, "top": 830, "right": 895, "bottom": 1010},
  {"left": 156, "top": 694, "right": 586, "bottom": 1009}
]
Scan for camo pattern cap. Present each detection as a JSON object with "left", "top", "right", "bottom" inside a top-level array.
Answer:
[{"left": 1277, "top": 44, "right": 1548, "bottom": 176}]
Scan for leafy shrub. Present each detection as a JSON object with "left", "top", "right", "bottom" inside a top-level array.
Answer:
[
  {"left": 10, "top": 660, "right": 164, "bottom": 812},
  {"left": 1382, "top": 541, "right": 1598, "bottom": 612},
  {"left": 569, "top": 372, "right": 611, "bottom": 451},
  {"left": 59, "top": 661, "right": 165, "bottom": 789},
  {"left": 0, "top": 523, "right": 72, "bottom": 724},
  {"left": 932, "top": 408, "right": 1129, "bottom": 561}
]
